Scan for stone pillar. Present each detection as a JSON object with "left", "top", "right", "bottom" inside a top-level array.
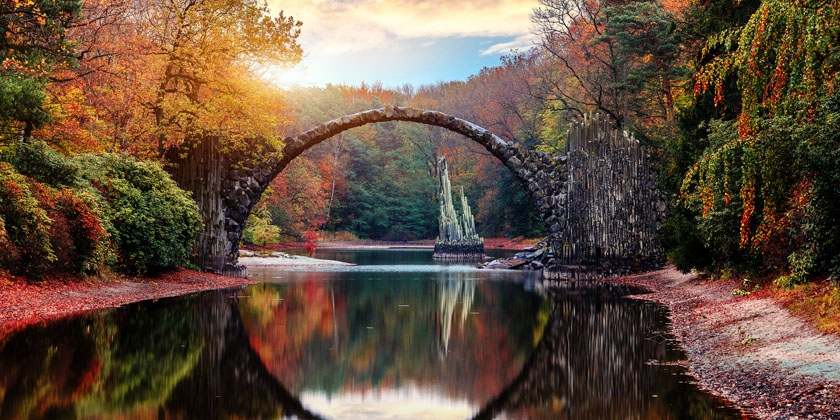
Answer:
[{"left": 434, "top": 156, "right": 484, "bottom": 259}]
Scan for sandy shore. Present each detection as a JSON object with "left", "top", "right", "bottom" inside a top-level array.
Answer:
[
  {"left": 616, "top": 268, "right": 840, "bottom": 419},
  {"left": 239, "top": 252, "right": 353, "bottom": 266}
]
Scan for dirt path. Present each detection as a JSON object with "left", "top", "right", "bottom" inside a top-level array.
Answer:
[{"left": 617, "top": 268, "right": 840, "bottom": 419}]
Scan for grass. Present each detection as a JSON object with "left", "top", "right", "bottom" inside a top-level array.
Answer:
[
  {"left": 775, "top": 279, "right": 840, "bottom": 336},
  {"left": 316, "top": 230, "right": 361, "bottom": 242}
]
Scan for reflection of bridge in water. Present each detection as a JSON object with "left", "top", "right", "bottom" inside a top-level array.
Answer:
[
  {"left": 471, "top": 284, "right": 660, "bottom": 419},
  {"left": 0, "top": 281, "right": 741, "bottom": 418},
  {"left": 159, "top": 282, "right": 735, "bottom": 419},
  {"left": 161, "top": 290, "right": 326, "bottom": 419}
]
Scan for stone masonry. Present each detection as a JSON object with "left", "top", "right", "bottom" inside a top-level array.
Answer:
[
  {"left": 212, "top": 106, "right": 567, "bottom": 275},
  {"left": 195, "top": 106, "right": 662, "bottom": 276}
]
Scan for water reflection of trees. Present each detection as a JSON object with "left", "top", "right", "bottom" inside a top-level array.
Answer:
[
  {"left": 0, "top": 282, "right": 744, "bottom": 420},
  {"left": 239, "top": 271, "right": 545, "bottom": 404},
  {"left": 0, "top": 290, "right": 324, "bottom": 419}
]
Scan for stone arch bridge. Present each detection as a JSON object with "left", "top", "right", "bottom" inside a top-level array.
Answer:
[{"left": 168, "top": 106, "right": 664, "bottom": 276}]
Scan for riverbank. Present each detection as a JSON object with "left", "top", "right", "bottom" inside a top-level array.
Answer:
[
  {"left": 0, "top": 249, "right": 359, "bottom": 335},
  {"left": 0, "top": 269, "right": 257, "bottom": 336},
  {"left": 3, "top": 254, "right": 839, "bottom": 419},
  {"left": 615, "top": 267, "right": 840, "bottom": 419}
]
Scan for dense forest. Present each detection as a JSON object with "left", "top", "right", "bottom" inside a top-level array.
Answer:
[{"left": 1, "top": 0, "right": 839, "bottom": 284}]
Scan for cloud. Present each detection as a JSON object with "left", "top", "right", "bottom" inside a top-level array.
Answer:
[
  {"left": 480, "top": 33, "right": 539, "bottom": 55},
  {"left": 264, "top": 1, "right": 539, "bottom": 87},
  {"left": 269, "top": 0, "right": 537, "bottom": 55}
]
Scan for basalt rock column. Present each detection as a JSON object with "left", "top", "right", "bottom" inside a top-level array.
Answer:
[
  {"left": 556, "top": 112, "right": 667, "bottom": 272},
  {"left": 434, "top": 156, "right": 484, "bottom": 259}
]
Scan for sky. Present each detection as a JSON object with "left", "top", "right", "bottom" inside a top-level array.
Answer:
[{"left": 265, "top": 0, "right": 541, "bottom": 89}]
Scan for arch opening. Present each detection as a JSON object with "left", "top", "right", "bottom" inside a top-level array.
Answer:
[{"left": 210, "top": 106, "right": 567, "bottom": 275}]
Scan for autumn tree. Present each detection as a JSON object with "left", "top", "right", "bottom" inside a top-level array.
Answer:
[
  {"left": 460, "top": 53, "right": 546, "bottom": 147},
  {"left": 678, "top": 0, "right": 840, "bottom": 280},
  {"left": 0, "top": 0, "right": 81, "bottom": 139},
  {"left": 532, "top": 0, "right": 687, "bottom": 132},
  {"left": 136, "top": 0, "right": 302, "bottom": 156},
  {"left": 532, "top": 0, "right": 626, "bottom": 124},
  {"left": 34, "top": 0, "right": 302, "bottom": 157},
  {"left": 597, "top": 2, "right": 686, "bottom": 126},
  {"left": 262, "top": 158, "right": 328, "bottom": 240}
]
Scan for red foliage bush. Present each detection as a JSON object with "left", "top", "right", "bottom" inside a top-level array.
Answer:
[
  {"left": 303, "top": 230, "right": 319, "bottom": 256},
  {"left": 0, "top": 163, "right": 110, "bottom": 277},
  {"left": 55, "top": 190, "right": 109, "bottom": 274},
  {"left": 0, "top": 164, "right": 54, "bottom": 276},
  {"left": 0, "top": 218, "right": 20, "bottom": 266}
]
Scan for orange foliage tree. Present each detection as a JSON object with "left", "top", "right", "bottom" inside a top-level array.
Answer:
[
  {"left": 532, "top": 0, "right": 688, "bottom": 132},
  {"left": 0, "top": 0, "right": 82, "bottom": 139},
  {"left": 38, "top": 0, "right": 303, "bottom": 157}
]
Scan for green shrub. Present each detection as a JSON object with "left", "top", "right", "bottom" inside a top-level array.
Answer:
[
  {"left": 243, "top": 207, "right": 281, "bottom": 246},
  {"left": 77, "top": 154, "right": 202, "bottom": 274},
  {"left": 791, "top": 96, "right": 840, "bottom": 281},
  {"left": 0, "top": 142, "right": 114, "bottom": 276},
  {"left": 0, "top": 139, "right": 82, "bottom": 187},
  {"left": 660, "top": 208, "right": 711, "bottom": 273},
  {"left": 0, "top": 141, "right": 202, "bottom": 277}
]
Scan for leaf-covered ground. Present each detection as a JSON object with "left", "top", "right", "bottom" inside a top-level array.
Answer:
[
  {"left": 617, "top": 268, "right": 840, "bottom": 420},
  {"left": 0, "top": 269, "right": 255, "bottom": 337}
]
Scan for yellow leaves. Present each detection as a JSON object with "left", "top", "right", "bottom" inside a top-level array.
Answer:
[{"left": 6, "top": 0, "right": 36, "bottom": 12}]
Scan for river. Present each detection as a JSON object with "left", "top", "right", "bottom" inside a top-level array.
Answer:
[{"left": 0, "top": 249, "right": 749, "bottom": 419}]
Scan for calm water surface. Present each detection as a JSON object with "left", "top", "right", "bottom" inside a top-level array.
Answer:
[{"left": 0, "top": 249, "right": 749, "bottom": 419}]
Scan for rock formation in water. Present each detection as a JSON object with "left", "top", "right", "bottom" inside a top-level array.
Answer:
[{"left": 434, "top": 156, "right": 484, "bottom": 259}]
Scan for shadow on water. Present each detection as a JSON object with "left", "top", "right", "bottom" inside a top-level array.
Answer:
[{"left": 0, "top": 253, "right": 751, "bottom": 419}]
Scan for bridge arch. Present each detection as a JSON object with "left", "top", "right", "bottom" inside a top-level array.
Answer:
[{"left": 209, "top": 106, "right": 568, "bottom": 274}]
